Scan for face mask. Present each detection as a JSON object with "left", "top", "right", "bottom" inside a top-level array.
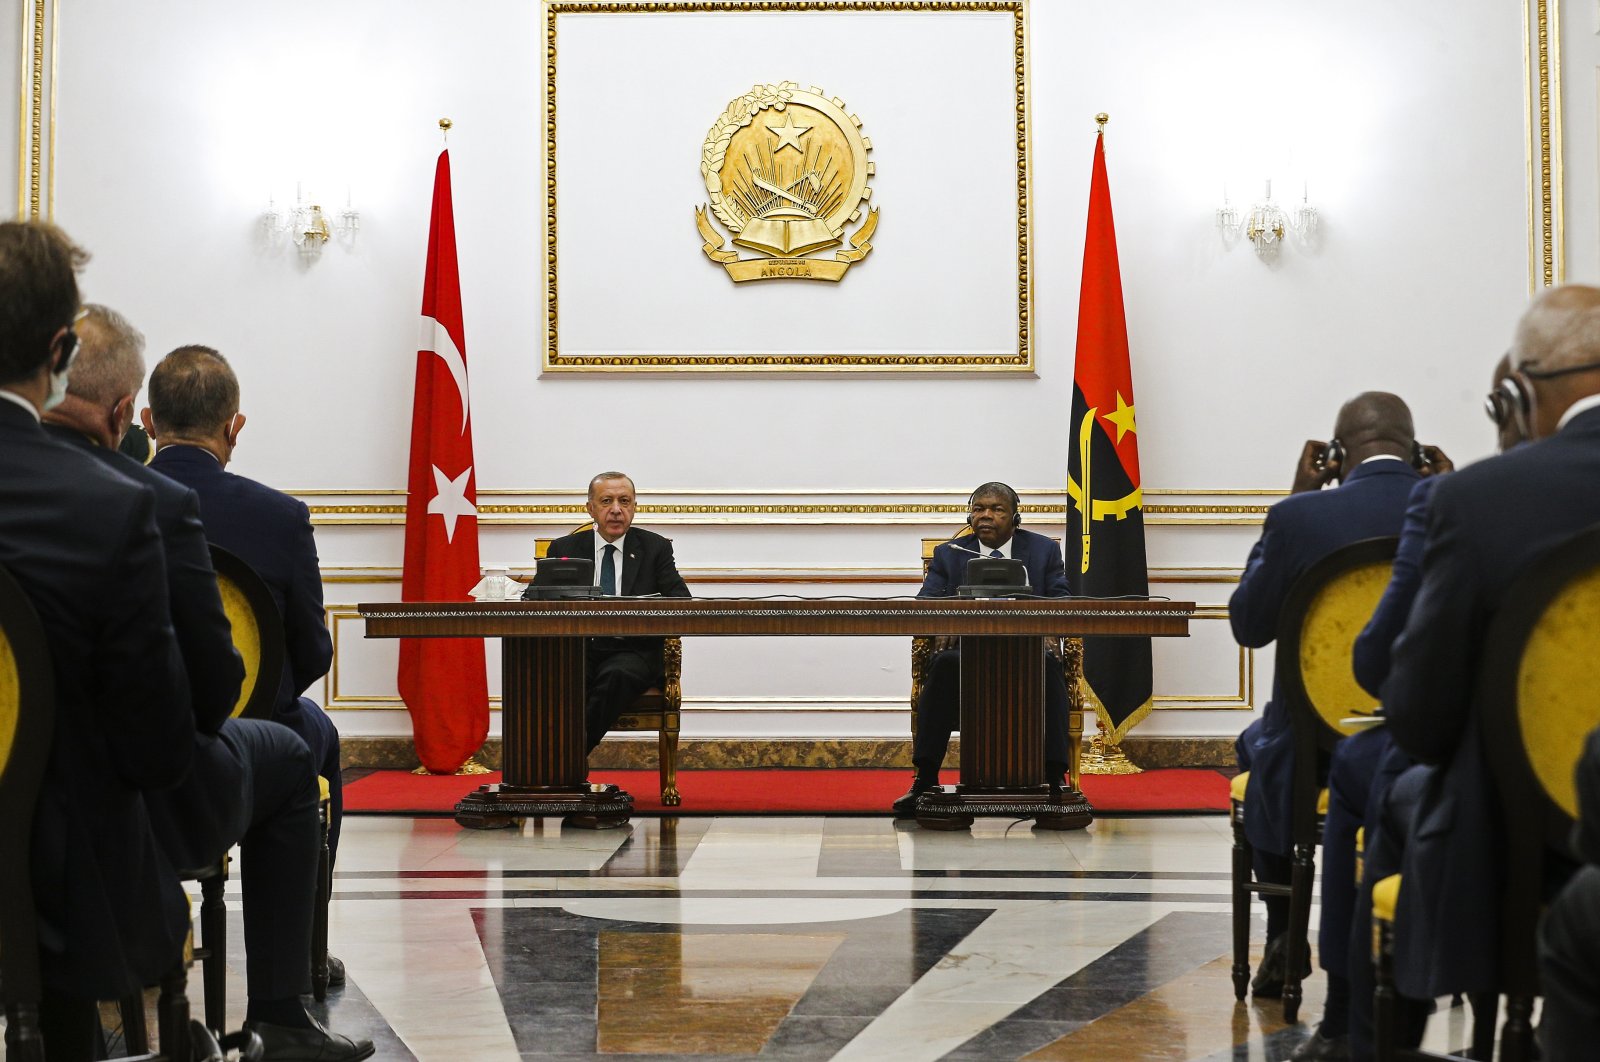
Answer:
[{"left": 41, "top": 334, "right": 78, "bottom": 412}]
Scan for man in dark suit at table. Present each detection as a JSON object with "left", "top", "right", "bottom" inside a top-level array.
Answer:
[
  {"left": 1230, "top": 392, "right": 1425, "bottom": 1006},
  {"left": 541, "top": 471, "right": 691, "bottom": 754},
  {"left": 141, "top": 346, "right": 347, "bottom": 867},
  {"left": 892, "top": 481, "right": 1073, "bottom": 814},
  {"left": 0, "top": 221, "right": 193, "bottom": 1059},
  {"left": 1372, "top": 284, "right": 1600, "bottom": 1054},
  {"left": 45, "top": 306, "right": 372, "bottom": 1060}
]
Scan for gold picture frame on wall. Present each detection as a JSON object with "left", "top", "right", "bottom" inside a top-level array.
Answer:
[{"left": 541, "top": 0, "right": 1035, "bottom": 373}]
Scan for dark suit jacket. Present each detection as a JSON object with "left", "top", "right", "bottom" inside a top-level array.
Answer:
[
  {"left": 150, "top": 445, "right": 332, "bottom": 721},
  {"left": 1229, "top": 459, "right": 1420, "bottom": 854},
  {"left": 1351, "top": 475, "right": 1437, "bottom": 697},
  {"left": 48, "top": 426, "right": 249, "bottom": 871},
  {"left": 919, "top": 527, "right": 1070, "bottom": 598},
  {"left": 0, "top": 401, "right": 193, "bottom": 998},
  {"left": 1383, "top": 407, "right": 1600, "bottom": 997},
  {"left": 543, "top": 526, "right": 690, "bottom": 669}
]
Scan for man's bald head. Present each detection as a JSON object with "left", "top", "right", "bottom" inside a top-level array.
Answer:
[
  {"left": 1332, "top": 391, "right": 1415, "bottom": 460},
  {"left": 146, "top": 344, "right": 239, "bottom": 438},
  {"left": 1509, "top": 284, "right": 1600, "bottom": 437}
]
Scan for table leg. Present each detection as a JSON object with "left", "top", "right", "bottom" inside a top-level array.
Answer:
[
  {"left": 454, "top": 636, "right": 633, "bottom": 829},
  {"left": 917, "top": 635, "right": 1092, "bottom": 830}
]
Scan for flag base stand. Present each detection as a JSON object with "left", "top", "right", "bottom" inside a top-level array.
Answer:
[
  {"left": 1080, "top": 734, "right": 1143, "bottom": 776},
  {"left": 453, "top": 782, "right": 633, "bottom": 831},
  {"left": 410, "top": 756, "right": 494, "bottom": 777}
]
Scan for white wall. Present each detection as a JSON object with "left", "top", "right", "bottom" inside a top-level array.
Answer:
[{"left": 21, "top": 0, "right": 1544, "bottom": 743}]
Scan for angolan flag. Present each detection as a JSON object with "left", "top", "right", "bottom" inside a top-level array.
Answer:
[{"left": 1065, "top": 127, "right": 1153, "bottom": 743}]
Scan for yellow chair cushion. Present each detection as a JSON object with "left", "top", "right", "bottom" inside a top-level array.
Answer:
[
  {"left": 217, "top": 574, "right": 263, "bottom": 718},
  {"left": 317, "top": 775, "right": 331, "bottom": 803},
  {"left": 1373, "top": 873, "right": 1402, "bottom": 924},
  {"left": 1317, "top": 788, "right": 1329, "bottom": 815},
  {"left": 1517, "top": 567, "right": 1600, "bottom": 820},
  {"left": 0, "top": 629, "right": 18, "bottom": 777},
  {"left": 1299, "top": 562, "right": 1389, "bottom": 735},
  {"left": 1230, "top": 771, "right": 1249, "bottom": 802}
]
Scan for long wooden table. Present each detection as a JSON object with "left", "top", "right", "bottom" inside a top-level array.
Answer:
[{"left": 359, "top": 598, "right": 1192, "bottom": 830}]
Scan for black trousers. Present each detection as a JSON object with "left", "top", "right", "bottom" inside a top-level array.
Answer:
[
  {"left": 585, "top": 640, "right": 659, "bottom": 754},
  {"left": 1541, "top": 864, "right": 1600, "bottom": 1062},
  {"left": 912, "top": 645, "right": 1071, "bottom": 777},
  {"left": 276, "top": 694, "right": 343, "bottom": 865},
  {"left": 148, "top": 718, "right": 320, "bottom": 1001}
]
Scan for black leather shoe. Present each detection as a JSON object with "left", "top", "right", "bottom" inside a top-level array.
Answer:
[
  {"left": 892, "top": 779, "right": 936, "bottom": 816},
  {"left": 249, "top": 1021, "right": 375, "bottom": 1061},
  {"left": 326, "top": 954, "right": 345, "bottom": 987},
  {"left": 1289, "top": 1029, "right": 1350, "bottom": 1060},
  {"left": 1251, "top": 933, "right": 1312, "bottom": 998}
]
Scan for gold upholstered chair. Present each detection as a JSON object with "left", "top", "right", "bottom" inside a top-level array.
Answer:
[
  {"left": 1230, "top": 535, "right": 1397, "bottom": 1023},
  {"left": 534, "top": 525, "right": 684, "bottom": 806},
  {"left": 1372, "top": 521, "right": 1600, "bottom": 1061},
  {"left": 0, "top": 563, "right": 198, "bottom": 1061},
  {"left": 209, "top": 546, "right": 335, "bottom": 1002},
  {"left": 911, "top": 527, "right": 1086, "bottom": 790}
]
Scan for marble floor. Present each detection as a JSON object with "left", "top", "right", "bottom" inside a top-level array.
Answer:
[{"left": 156, "top": 813, "right": 1490, "bottom": 1060}]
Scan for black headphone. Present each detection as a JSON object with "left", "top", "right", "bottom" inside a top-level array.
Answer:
[
  {"left": 1485, "top": 375, "right": 1531, "bottom": 428},
  {"left": 967, "top": 482, "right": 1022, "bottom": 527}
]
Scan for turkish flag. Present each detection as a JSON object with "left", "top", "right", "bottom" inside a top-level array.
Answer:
[
  {"left": 1065, "top": 129, "right": 1153, "bottom": 743},
  {"left": 398, "top": 149, "right": 489, "bottom": 774}
]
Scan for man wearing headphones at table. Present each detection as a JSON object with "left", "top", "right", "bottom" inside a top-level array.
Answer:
[{"left": 892, "top": 481, "right": 1074, "bottom": 815}]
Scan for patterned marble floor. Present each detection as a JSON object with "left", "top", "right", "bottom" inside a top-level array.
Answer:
[{"left": 182, "top": 813, "right": 1486, "bottom": 1060}]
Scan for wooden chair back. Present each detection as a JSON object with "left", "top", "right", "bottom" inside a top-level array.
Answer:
[
  {"left": 210, "top": 544, "right": 286, "bottom": 721},
  {"left": 0, "top": 563, "right": 55, "bottom": 1059},
  {"left": 1277, "top": 536, "right": 1398, "bottom": 844}
]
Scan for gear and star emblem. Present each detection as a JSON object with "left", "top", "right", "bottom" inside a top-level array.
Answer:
[{"left": 696, "top": 82, "right": 878, "bottom": 283}]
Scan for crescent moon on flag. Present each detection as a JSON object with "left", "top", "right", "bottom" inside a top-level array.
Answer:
[{"left": 419, "top": 314, "right": 470, "bottom": 434}]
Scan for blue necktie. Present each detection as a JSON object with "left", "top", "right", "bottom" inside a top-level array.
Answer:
[
  {"left": 600, "top": 543, "right": 617, "bottom": 595},
  {"left": 990, "top": 549, "right": 1003, "bottom": 559}
]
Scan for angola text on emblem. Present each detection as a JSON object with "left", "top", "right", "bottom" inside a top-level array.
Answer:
[{"left": 696, "top": 81, "right": 878, "bottom": 283}]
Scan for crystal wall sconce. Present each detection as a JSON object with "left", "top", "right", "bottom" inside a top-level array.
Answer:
[
  {"left": 261, "top": 184, "right": 360, "bottom": 259},
  {"left": 1217, "top": 180, "right": 1318, "bottom": 261}
]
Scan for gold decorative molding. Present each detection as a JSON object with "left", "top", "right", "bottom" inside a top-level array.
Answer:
[
  {"left": 15, "top": 0, "right": 57, "bottom": 220},
  {"left": 1524, "top": 0, "right": 1563, "bottom": 290},
  {"left": 541, "top": 0, "right": 1033, "bottom": 372}
]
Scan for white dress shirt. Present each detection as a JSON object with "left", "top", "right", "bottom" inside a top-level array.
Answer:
[
  {"left": 594, "top": 531, "right": 627, "bottom": 593},
  {"left": 1558, "top": 392, "right": 1600, "bottom": 431}
]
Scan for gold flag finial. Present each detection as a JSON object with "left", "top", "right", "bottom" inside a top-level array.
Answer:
[
  {"left": 1095, "top": 112, "right": 1109, "bottom": 129},
  {"left": 439, "top": 118, "right": 453, "bottom": 144}
]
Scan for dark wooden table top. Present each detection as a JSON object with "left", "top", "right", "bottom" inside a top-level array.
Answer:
[{"left": 358, "top": 597, "right": 1193, "bottom": 639}]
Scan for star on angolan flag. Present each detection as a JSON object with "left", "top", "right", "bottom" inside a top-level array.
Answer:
[{"left": 427, "top": 464, "right": 476, "bottom": 543}]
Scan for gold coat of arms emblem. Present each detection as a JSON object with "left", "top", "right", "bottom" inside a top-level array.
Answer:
[{"left": 696, "top": 81, "right": 878, "bottom": 283}]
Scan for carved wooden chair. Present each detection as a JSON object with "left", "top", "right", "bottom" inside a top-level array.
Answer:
[
  {"left": 911, "top": 527, "right": 1086, "bottom": 788},
  {"left": 1372, "top": 521, "right": 1600, "bottom": 1061},
  {"left": 534, "top": 525, "right": 683, "bottom": 806},
  {"left": 1230, "top": 536, "right": 1397, "bottom": 1023},
  {"left": 0, "top": 562, "right": 199, "bottom": 1061}
]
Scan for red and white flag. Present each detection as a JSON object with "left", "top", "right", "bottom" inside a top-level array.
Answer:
[{"left": 398, "top": 149, "right": 489, "bottom": 774}]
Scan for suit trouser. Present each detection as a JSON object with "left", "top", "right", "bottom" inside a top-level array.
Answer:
[
  {"left": 1540, "top": 865, "right": 1600, "bottom": 1062},
  {"left": 912, "top": 645, "right": 1071, "bottom": 776},
  {"left": 1320, "top": 727, "right": 1392, "bottom": 978},
  {"left": 585, "top": 640, "right": 659, "bottom": 754},
  {"left": 276, "top": 694, "right": 343, "bottom": 864}
]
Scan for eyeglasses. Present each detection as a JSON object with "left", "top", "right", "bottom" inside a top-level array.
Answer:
[{"left": 1520, "top": 357, "right": 1600, "bottom": 380}]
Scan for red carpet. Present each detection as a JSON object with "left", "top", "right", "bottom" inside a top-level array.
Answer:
[{"left": 343, "top": 767, "right": 1229, "bottom": 815}]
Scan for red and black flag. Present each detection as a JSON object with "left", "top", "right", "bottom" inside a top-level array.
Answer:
[{"left": 1065, "top": 125, "right": 1152, "bottom": 742}]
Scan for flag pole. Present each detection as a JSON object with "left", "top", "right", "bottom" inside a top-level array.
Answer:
[{"left": 1074, "top": 111, "right": 1145, "bottom": 778}]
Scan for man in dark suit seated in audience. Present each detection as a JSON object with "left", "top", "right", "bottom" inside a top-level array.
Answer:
[
  {"left": 1371, "top": 284, "right": 1600, "bottom": 1056},
  {"left": 44, "top": 306, "right": 372, "bottom": 1061},
  {"left": 540, "top": 471, "right": 691, "bottom": 754},
  {"left": 1230, "top": 392, "right": 1424, "bottom": 1008},
  {"left": 1300, "top": 357, "right": 1524, "bottom": 1061},
  {"left": 0, "top": 221, "right": 193, "bottom": 1061},
  {"left": 893, "top": 481, "right": 1074, "bottom": 814},
  {"left": 1540, "top": 726, "right": 1600, "bottom": 1062},
  {"left": 141, "top": 346, "right": 347, "bottom": 871}
]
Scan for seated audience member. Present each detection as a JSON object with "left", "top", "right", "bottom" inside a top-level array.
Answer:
[
  {"left": 0, "top": 221, "right": 192, "bottom": 1061},
  {"left": 1231, "top": 393, "right": 1423, "bottom": 1002},
  {"left": 44, "top": 306, "right": 372, "bottom": 1061},
  {"left": 1307, "top": 357, "right": 1525, "bottom": 1061},
  {"left": 1373, "top": 284, "right": 1600, "bottom": 1054},
  {"left": 1540, "top": 727, "right": 1600, "bottom": 1062},
  {"left": 540, "top": 472, "right": 691, "bottom": 754},
  {"left": 142, "top": 346, "right": 347, "bottom": 866},
  {"left": 893, "top": 481, "right": 1073, "bottom": 814}
]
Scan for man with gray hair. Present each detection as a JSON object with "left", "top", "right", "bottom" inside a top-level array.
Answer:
[{"left": 45, "top": 306, "right": 372, "bottom": 1061}]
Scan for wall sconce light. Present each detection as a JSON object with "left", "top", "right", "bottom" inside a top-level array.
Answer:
[
  {"left": 1217, "top": 180, "right": 1318, "bottom": 261},
  {"left": 261, "top": 184, "right": 359, "bottom": 259}
]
